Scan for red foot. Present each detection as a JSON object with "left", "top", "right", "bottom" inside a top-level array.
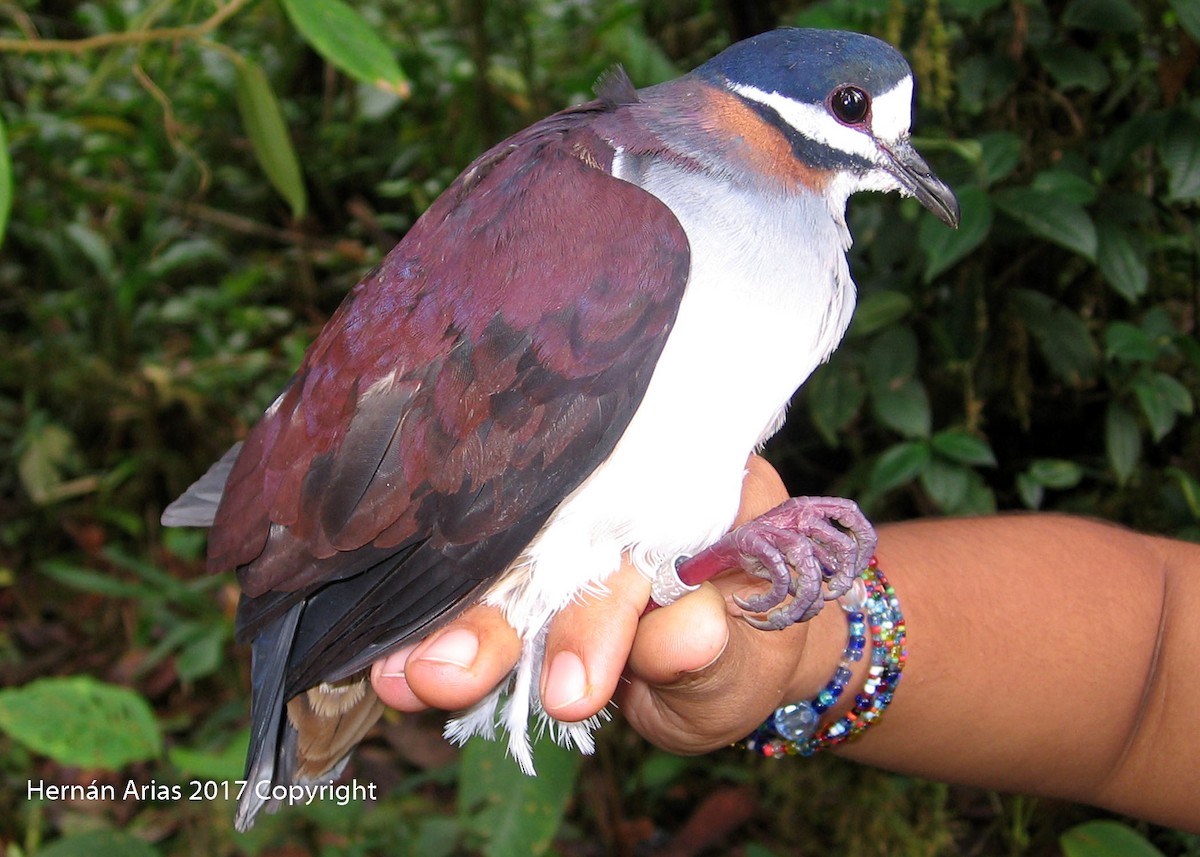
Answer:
[{"left": 649, "top": 496, "right": 876, "bottom": 630}]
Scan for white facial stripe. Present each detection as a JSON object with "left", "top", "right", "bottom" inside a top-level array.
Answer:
[
  {"left": 728, "top": 74, "right": 914, "bottom": 159},
  {"left": 871, "top": 77, "right": 913, "bottom": 141}
]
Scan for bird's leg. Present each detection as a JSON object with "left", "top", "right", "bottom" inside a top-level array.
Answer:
[{"left": 653, "top": 497, "right": 876, "bottom": 630}]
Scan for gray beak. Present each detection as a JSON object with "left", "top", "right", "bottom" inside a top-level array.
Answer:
[{"left": 881, "top": 138, "right": 960, "bottom": 228}]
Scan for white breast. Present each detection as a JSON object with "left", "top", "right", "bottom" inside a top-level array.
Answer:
[{"left": 448, "top": 159, "right": 858, "bottom": 770}]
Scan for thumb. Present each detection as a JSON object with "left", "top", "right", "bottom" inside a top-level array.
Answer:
[{"left": 618, "top": 578, "right": 810, "bottom": 755}]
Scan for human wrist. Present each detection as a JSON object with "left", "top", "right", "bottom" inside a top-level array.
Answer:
[
  {"left": 743, "top": 560, "right": 907, "bottom": 756},
  {"left": 783, "top": 588, "right": 863, "bottom": 711}
]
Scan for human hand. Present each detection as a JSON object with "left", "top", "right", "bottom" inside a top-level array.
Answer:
[
  {"left": 370, "top": 455, "right": 832, "bottom": 752},
  {"left": 615, "top": 455, "right": 840, "bottom": 752}
]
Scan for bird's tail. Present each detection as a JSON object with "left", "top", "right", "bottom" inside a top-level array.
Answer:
[
  {"left": 235, "top": 601, "right": 302, "bottom": 831},
  {"left": 232, "top": 601, "right": 383, "bottom": 832}
]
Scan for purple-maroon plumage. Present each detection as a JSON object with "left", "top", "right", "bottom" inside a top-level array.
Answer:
[{"left": 163, "top": 28, "right": 960, "bottom": 830}]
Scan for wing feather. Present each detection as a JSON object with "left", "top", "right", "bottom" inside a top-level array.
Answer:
[{"left": 211, "top": 108, "right": 689, "bottom": 696}]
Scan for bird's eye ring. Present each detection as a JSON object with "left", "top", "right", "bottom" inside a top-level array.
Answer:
[{"left": 830, "top": 86, "right": 870, "bottom": 125}]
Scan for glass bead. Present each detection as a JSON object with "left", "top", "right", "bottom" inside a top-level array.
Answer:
[{"left": 773, "top": 701, "right": 819, "bottom": 741}]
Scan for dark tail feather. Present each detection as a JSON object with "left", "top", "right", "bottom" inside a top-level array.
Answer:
[{"left": 234, "top": 599, "right": 303, "bottom": 832}]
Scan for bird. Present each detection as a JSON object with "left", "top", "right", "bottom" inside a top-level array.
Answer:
[{"left": 162, "top": 27, "right": 959, "bottom": 830}]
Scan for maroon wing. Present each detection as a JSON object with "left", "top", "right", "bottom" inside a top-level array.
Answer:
[{"left": 209, "top": 103, "right": 690, "bottom": 793}]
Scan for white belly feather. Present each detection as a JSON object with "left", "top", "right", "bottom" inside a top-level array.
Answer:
[{"left": 445, "top": 161, "right": 857, "bottom": 771}]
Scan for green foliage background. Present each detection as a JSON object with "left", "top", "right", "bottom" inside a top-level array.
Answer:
[{"left": 1, "top": 0, "right": 1198, "bottom": 854}]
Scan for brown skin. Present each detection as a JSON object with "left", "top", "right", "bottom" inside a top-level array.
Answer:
[{"left": 372, "top": 455, "right": 1200, "bottom": 834}]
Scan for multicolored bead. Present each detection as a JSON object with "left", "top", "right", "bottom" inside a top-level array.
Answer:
[{"left": 742, "top": 558, "right": 907, "bottom": 757}]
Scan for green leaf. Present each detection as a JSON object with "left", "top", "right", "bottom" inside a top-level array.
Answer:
[
  {"left": 1027, "top": 458, "right": 1083, "bottom": 488},
  {"left": 0, "top": 114, "right": 11, "bottom": 248},
  {"left": 177, "top": 623, "right": 228, "bottom": 682},
  {"left": 0, "top": 676, "right": 162, "bottom": 769},
  {"left": 994, "top": 188, "right": 1097, "bottom": 260},
  {"left": 1133, "top": 372, "right": 1193, "bottom": 441},
  {"left": 1104, "top": 321, "right": 1157, "bottom": 362},
  {"left": 1166, "top": 466, "right": 1200, "bottom": 519},
  {"left": 872, "top": 377, "right": 931, "bottom": 439},
  {"left": 958, "top": 470, "right": 997, "bottom": 515},
  {"left": 1011, "top": 289, "right": 1099, "bottom": 384},
  {"left": 1063, "top": 0, "right": 1143, "bottom": 32},
  {"left": 1097, "top": 222, "right": 1148, "bottom": 302},
  {"left": 635, "top": 751, "right": 691, "bottom": 794},
  {"left": 145, "top": 238, "right": 228, "bottom": 278},
  {"left": 1159, "top": 373, "right": 1195, "bottom": 414},
  {"left": 865, "top": 326, "right": 918, "bottom": 390},
  {"left": 1017, "top": 472, "right": 1044, "bottom": 509},
  {"left": 1133, "top": 377, "right": 1176, "bottom": 442},
  {"left": 849, "top": 290, "right": 912, "bottom": 337},
  {"left": 1031, "top": 169, "right": 1097, "bottom": 205},
  {"left": 1038, "top": 46, "right": 1110, "bottom": 92},
  {"left": 1099, "top": 114, "right": 1168, "bottom": 180},
  {"left": 920, "top": 185, "right": 992, "bottom": 281},
  {"left": 65, "top": 222, "right": 117, "bottom": 281},
  {"left": 919, "top": 457, "right": 971, "bottom": 511},
  {"left": 977, "top": 132, "right": 1024, "bottom": 184},
  {"left": 40, "top": 559, "right": 160, "bottom": 601},
  {"left": 34, "top": 830, "right": 161, "bottom": 857},
  {"left": 1170, "top": 0, "right": 1200, "bottom": 41},
  {"left": 1160, "top": 113, "right": 1200, "bottom": 201},
  {"left": 1105, "top": 402, "right": 1141, "bottom": 485},
  {"left": 868, "top": 441, "right": 931, "bottom": 494},
  {"left": 234, "top": 59, "right": 307, "bottom": 219},
  {"left": 1060, "top": 820, "right": 1167, "bottom": 857},
  {"left": 458, "top": 733, "right": 581, "bottom": 857},
  {"left": 280, "top": 0, "right": 410, "bottom": 95},
  {"left": 169, "top": 729, "right": 250, "bottom": 782},
  {"left": 598, "top": 19, "right": 680, "bottom": 85},
  {"left": 17, "top": 422, "right": 79, "bottom": 505},
  {"left": 806, "top": 364, "right": 865, "bottom": 447},
  {"left": 931, "top": 430, "right": 998, "bottom": 466}
]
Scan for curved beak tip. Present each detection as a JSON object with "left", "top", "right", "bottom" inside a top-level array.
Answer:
[
  {"left": 930, "top": 184, "right": 961, "bottom": 229},
  {"left": 908, "top": 166, "right": 960, "bottom": 230},
  {"left": 883, "top": 139, "right": 961, "bottom": 229}
]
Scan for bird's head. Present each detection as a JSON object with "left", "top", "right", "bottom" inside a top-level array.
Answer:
[{"left": 693, "top": 28, "right": 960, "bottom": 227}]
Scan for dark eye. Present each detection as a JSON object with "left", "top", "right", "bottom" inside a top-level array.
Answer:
[{"left": 831, "top": 86, "right": 870, "bottom": 125}]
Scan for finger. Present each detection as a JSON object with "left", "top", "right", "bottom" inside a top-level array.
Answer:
[
  {"left": 540, "top": 560, "right": 652, "bottom": 723},
  {"left": 370, "top": 642, "right": 425, "bottom": 711},
  {"left": 619, "top": 576, "right": 811, "bottom": 754},
  {"left": 371, "top": 602, "right": 522, "bottom": 712},
  {"left": 626, "top": 582, "right": 730, "bottom": 683}
]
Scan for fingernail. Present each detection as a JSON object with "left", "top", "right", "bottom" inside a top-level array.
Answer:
[
  {"left": 377, "top": 644, "right": 416, "bottom": 678},
  {"left": 415, "top": 628, "right": 479, "bottom": 669},
  {"left": 543, "top": 651, "right": 588, "bottom": 710}
]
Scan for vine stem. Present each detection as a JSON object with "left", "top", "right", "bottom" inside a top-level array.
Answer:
[{"left": 0, "top": 0, "right": 255, "bottom": 54}]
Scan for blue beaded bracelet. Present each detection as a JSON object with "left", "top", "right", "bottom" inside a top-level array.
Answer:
[{"left": 742, "top": 558, "right": 906, "bottom": 757}]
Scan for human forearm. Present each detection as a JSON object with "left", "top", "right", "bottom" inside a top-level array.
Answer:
[{"left": 827, "top": 515, "right": 1199, "bottom": 832}]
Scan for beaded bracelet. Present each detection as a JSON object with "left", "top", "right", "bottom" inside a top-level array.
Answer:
[{"left": 742, "top": 557, "right": 906, "bottom": 757}]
